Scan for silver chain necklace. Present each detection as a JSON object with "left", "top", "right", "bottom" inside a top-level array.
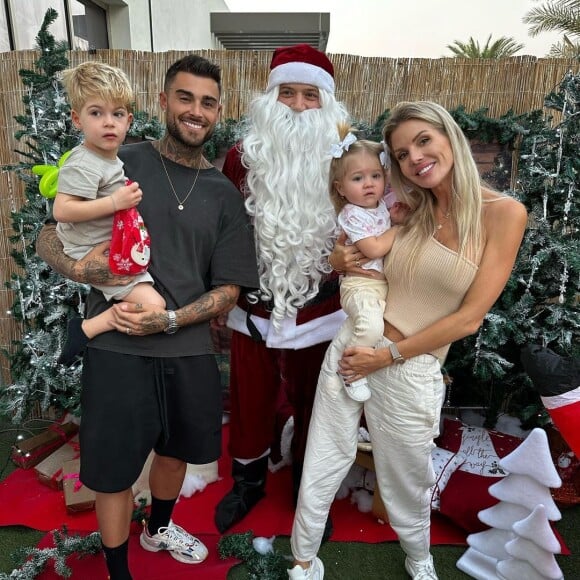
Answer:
[{"left": 159, "top": 151, "right": 201, "bottom": 211}]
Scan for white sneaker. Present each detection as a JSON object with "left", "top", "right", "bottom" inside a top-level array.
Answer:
[
  {"left": 288, "top": 557, "right": 324, "bottom": 579},
  {"left": 139, "top": 520, "right": 208, "bottom": 564},
  {"left": 342, "top": 376, "right": 371, "bottom": 402},
  {"left": 404, "top": 555, "right": 438, "bottom": 579}
]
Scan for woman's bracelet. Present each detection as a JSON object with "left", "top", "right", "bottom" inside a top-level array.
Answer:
[{"left": 110, "top": 195, "right": 117, "bottom": 212}]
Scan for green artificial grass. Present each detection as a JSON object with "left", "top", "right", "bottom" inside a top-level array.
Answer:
[
  {"left": 1, "top": 418, "right": 579, "bottom": 578},
  {"left": 0, "top": 419, "right": 46, "bottom": 575},
  {"left": 227, "top": 538, "right": 470, "bottom": 579},
  {"left": 227, "top": 521, "right": 580, "bottom": 579}
]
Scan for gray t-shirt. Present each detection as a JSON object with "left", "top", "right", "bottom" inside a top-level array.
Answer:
[
  {"left": 86, "top": 141, "right": 258, "bottom": 357},
  {"left": 56, "top": 144, "right": 126, "bottom": 253}
]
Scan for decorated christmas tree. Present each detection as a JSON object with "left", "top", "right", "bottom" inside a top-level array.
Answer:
[
  {"left": 512, "top": 72, "right": 579, "bottom": 354},
  {"left": 0, "top": 8, "right": 85, "bottom": 422},
  {"left": 446, "top": 71, "right": 580, "bottom": 424},
  {"left": 0, "top": 9, "right": 161, "bottom": 422}
]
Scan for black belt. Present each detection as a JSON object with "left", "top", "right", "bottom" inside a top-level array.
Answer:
[
  {"left": 305, "top": 277, "right": 340, "bottom": 307},
  {"left": 244, "top": 277, "right": 340, "bottom": 343}
]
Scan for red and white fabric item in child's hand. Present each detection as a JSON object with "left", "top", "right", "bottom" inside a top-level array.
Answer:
[{"left": 109, "top": 181, "right": 151, "bottom": 275}]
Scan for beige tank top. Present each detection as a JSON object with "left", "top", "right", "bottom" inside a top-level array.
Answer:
[{"left": 383, "top": 235, "right": 479, "bottom": 363}]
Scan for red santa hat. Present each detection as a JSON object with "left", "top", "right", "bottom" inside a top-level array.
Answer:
[{"left": 266, "top": 43, "right": 335, "bottom": 94}]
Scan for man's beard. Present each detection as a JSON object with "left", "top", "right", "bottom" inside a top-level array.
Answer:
[
  {"left": 165, "top": 115, "right": 214, "bottom": 149},
  {"left": 242, "top": 93, "right": 348, "bottom": 327}
]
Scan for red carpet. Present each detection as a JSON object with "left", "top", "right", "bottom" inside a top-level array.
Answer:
[
  {"left": 0, "top": 425, "right": 475, "bottom": 578},
  {"left": 0, "top": 425, "right": 467, "bottom": 540}
]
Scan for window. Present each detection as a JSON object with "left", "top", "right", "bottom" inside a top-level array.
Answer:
[
  {"left": 2, "top": 0, "right": 108, "bottom": 51},
  {"left": 70, "top": 0, "right": 108, "bottom": 50},
  {"left": 9, "top": 0, "right": 68, "bottom": 50}
]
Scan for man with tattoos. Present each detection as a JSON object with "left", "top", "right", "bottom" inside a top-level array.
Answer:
[{"left": 36, "top": 55, "right": 258, "bottom": 580}]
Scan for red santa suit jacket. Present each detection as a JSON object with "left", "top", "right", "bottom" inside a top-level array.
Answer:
[{"left": 222, "top": 143, "right": 346, "bottom": 349}]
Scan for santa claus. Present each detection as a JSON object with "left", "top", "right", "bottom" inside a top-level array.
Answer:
[{"left": 215, "top": 44, "right": 350, "bottom": 532}]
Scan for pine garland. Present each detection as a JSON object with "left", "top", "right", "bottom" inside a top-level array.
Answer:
[
  {"left": 450, "top": 105, "right": 529, "bottom": 144},
  {"left": 0, "top": 528, "right": 102, "bottom": 579},
  {"left": 218, "top": 531, "right": 289, "bottom": 580},
  {"left": 1, "top": 501, "right": 147, "bottom": 579},
  {"left": 131, "top": 497, "right": 149, "bottom": 526}
]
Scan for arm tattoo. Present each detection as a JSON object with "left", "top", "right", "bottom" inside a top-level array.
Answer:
[
  {"left": 36, "top": 223, "right": 80, "bottom": 282},
  {"left": 37, "top": 223, "right": 117, "bottom": 285},
  {"left": 141, "top": 312, "right": 168, "bottom": 335},
  {"left": 79, "top": 258, "right": 114, "bottom": 285},
  {"left": 177, "top": 285, "right": 239, "bottom": 327}
]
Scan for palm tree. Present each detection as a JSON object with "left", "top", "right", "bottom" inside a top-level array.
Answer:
[
  {"left": 523, "top": 0, "right": 580, "bottom": 57},
  {"left": 446, "top": 34, "right": 524, "bottom": 58}
]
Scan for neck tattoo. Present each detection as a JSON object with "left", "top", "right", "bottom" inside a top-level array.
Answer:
[{"left": 159, "top": 151, "right": 201, "bottom": 210}]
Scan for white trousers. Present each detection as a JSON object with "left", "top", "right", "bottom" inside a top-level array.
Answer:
[
  {"left": 340, "top": 276, "right": 388, "bottom": 348},
  {"left": 291, "top": 323, "right": 445, "bottom": 562}
]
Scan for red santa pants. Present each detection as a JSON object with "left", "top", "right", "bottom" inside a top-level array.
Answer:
[{"left": 228, "top": 329, "right": 330, "bottom": 462}]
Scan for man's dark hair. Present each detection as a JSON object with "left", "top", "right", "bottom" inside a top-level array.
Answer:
[{"left": 164, "top": 55, "right": 221, "bottom": 94}]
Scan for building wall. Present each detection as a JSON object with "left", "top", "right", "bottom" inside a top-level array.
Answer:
[
  {"left": 107, "top": 0, "right": 228, "bottom": 51},
  {"left": 107, "top": 1, "right": 143, "bottom": 50},
  {"left": 0, "top": 1, "right": 229, "bottom": 52}
]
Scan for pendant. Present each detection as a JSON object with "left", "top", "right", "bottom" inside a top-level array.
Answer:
[
  {"left": 436, "top": 224, "right": 443, "bottom": 230},
  {"left": 178, "top": 204, "right": 184, "bottom": 211}
]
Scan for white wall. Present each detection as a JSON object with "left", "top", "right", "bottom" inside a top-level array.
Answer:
[
  {"left": 151, "top": 0, "right": 228, "bottom": 51},
  {"left": 105, "top": 1, "right": 135, "bottom": 50},
  {"left": 106, "top": 0, "right": 229, "bottom": 52}
]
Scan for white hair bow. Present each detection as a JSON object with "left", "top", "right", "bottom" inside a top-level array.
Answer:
[
  {"left": 329, "top": 132, "right": 357, "bottom": 158},
  {"left": 380, "top": 140, "right": 391, "bottom": 169}
]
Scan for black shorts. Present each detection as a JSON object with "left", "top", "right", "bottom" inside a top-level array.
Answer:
[{"left": 79, "top": 347, "right": 222, "bottom": 493}]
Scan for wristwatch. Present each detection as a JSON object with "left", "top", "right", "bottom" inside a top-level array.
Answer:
[
  {"left": 164, "top": 310, "right": 179, "bottom": 334},
  {"left": 389, "top": 342, "right": 405, "bottom": 365}
]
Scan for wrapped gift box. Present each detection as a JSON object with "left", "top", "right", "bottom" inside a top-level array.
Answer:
[
  {"left": 11, "top": 422, "right": 78, "bottom": 469},
  {"left": 62, "top": 458, "right": 96, "bottom": 514},
  {"left": 34, "top": 435, "right": 80, "bottom": 490}
]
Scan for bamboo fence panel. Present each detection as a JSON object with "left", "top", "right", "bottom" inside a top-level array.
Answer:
[{"left": 0, "top": 49, "right": 578, "bottom": 383}]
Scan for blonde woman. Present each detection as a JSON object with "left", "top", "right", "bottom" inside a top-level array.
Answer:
[{"left": 289, "top": 101, "right": 527, "bottom": 580}]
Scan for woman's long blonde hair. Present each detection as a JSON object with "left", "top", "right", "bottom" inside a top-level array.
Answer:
[{"left": 382, "top": 101, "right": 483, "bottom": 279}]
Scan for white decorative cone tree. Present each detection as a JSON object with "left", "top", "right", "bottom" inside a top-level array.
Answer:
[{"left": 457, "top": 428, "right": 564, "bottom": 579}]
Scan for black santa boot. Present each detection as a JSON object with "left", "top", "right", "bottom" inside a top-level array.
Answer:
[{"left": 214, "top": 456, "right": 268, "bottom": 533}]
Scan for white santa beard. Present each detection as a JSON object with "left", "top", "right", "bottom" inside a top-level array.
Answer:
[{"left": 243, "top": 95, "right": 347, "bottom": 325}]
